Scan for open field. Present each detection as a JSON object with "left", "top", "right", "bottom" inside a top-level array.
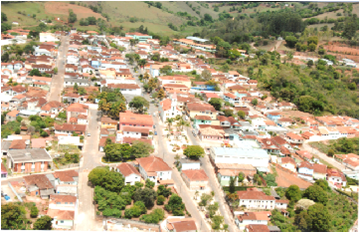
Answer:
[{"left": 44, "top": 2, "right": 106, "bottom": 21}]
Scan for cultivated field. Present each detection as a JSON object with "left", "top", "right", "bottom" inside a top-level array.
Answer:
[{"left": 44, "top": 2, "right": 106, "bottom": 21}]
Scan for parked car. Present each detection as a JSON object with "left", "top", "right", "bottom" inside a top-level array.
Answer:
[
  {"left": 154, "top": 131, "right": 157, "bottom": 136},
  {"left": 87, "top": 133, "right": 91, "bottom": 137}
]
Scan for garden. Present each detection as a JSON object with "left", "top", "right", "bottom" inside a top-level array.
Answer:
[{"left": 89, "top": 167, "right": 189, "bottom": 224}]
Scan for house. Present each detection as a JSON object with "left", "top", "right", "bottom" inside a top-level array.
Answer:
[
  {"left": 119, "top": 111, "right": 154, "bottom": 132},
  {"left": 111, "top": 163, "right": 141, "bottom": 185},
  {"left": 223, "top": 93, "right": 240, "bottom": 106},
  {"left": 56, "top": 184, "right": 77, "bottom": 196},
  {"left": 279, "top": 157, "right": 296, "bottom": 172},
  {"left": 245, "top": 224, "right": 270, "bottom": 232},
  {"left": 285, "top": 132, "right": 304, "bottom": 145},
  {"left": 6, "top": 110, "right": 19, "bottom": 121},
  {"left": 23, "top": 174, "right": 55, "bottom": 198},
  {"left": 40, "top": 33, "right": 59, "bottom": 43},
  {"left": 162, "top": 217, "right": 197, "bottom": 232},
  {"left": 186, "top": 102, "right": 217, "bottom": 120},
  {"left": 125, "top": 32, "right": 152, "bottom": 42},
  {"left": 136, "top": 156, "right": 172, "bottom": 184},
  {"left": 216, "top": 163, "right": 257, "bottom": 186},
  {"left": 210, "top": 147, "right": 269, "bottom": 172},
  {"left": 237, "top": 190, "right": 276, "bottom": 210},
  {"left": 98, "top": 136, "right": 116, "bottom": 152},
  {"left": 66, "top": 103, "right": 89, "bottom": 124},
  {"left": 53, "top": 170, "right": 79, "bottom": 185},
  {"left": 298, "top": 161, "right": 314, "bottom": 178},
  {"left": 163, "top": 84, "right": 189, "bottom": 93},
  {"left": 266, "top": 112, "right": 282, "bottom": 123},
  {"left": 181, "top": 169, "right": 209, "bottom": 190},
  {"left": 64, "top": 78, "right": 90, "bottom": 87},
  {"left": 47, "top": 209, "right": 75, "bottom": 229},
  {"left": 49, "top": 195, "right": 77, "bottom": 211},
  {"left": 275, "top": 200, "right": 289, "bottom": 210},
  {"left": 180, "top": 158, "right": 201, "bottom": 171},
  {"left": 296, "top": 150, "right": 313, "bottom": 161},
  {"left": 334, "top": 153, "right": 359, "bottom": 171},
  {"left": 100, "top": 116, "right": 118, "bottom": 130},
  {"left": 158, "top": 75, "right": 192, "bottom": 88},
  {"left": 327, "top": 168, "right": 347, "bottom": 187},
  {"left": 54, "top": 123, "right": 86, "bottom": 136},
  {"left": 312, "top": 163, "right": 327, "bottom": 180},
  {"left": 1, "top": 163, "right": 8, "bottom": 179},
  {"left": 107, "top": 83, "right": 141, "bottom": 96},
  {"left": 198, "top": 125, "right": 225, "bottom": 142},
  {"left": 193, "top": 115, "right": 212, "bottom": 128},
  {"left": 158, "top": 94, "right": 182, "bottom": 122},
  {"left": 40, "top": 100, "right": 64, "bottom": 118},
  {"left": 7, "top": 148, "right": 52, "bottom": 173},
  {"left": 235, "top": 211, "right": 270, "bottom": 230}
]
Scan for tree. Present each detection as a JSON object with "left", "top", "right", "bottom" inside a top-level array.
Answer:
[
  {"left": 1, "top": 23, "right": 11, "bottom": 33},
  {"left": 157, "top": 88, "right": 165, "bottom": 100},
  {"left": 207, "top": 202, "right": 219, "bottom": 218},
  {"left": 211, "top": 215, "right": 224, "bottom": 231},
  {"left": 157, "top": 195, "right": 166, "bottom": 205},
  {"left": 238, "top": 172, "right": 245, "bottom": 183},
  {"left": 303, "top": 185, "right": 328, "bottom": 205},
  {"left": 157, "top": 185, "right": 172, "bottom": 198},
  {"left": 204, "top": 14, "right": 213, "bottom": 22},
  {"left": 223, "top": 109, "right": 233, "bottom": 117},
  {"left": 294, "top": 211, "right": 310, "bottom": 231},
  {"left": 201, "top": 69, "right": 212, "bottom": 81},
  {"left": 131, "top": 141, "right": 154, "bottom": 158},
  {"left": 327, "top": 149, "right": 334, "bottom": 157},
  {"left": 166, "top": 118, "right": 174, "bottom": 131},
  {"left": 165, "top": 194, "right": 185, "bottom": 216},
  {"left": 307, "top": 36, "right": 319, "bottom": 45},
  {"left": 285, "top": 36, "right": 298, "bottom": 48},
  {"left": 68, "top": 10, "right": 77, "bottom": 23},
  {"left": 237, "top": 110, "right": 246, "bottom": 120},
  {"left": 183, "top": 145, "right": 205, "bottom": 160},
  {"left": 88, "top": 166, "right": 125, "bottom": 193},
  {"left": 306, "top": 203, "right": 332, "bottom": 232},
  {"left": 251, "top": 98, "right": 258, "bottom": 106},
  {"left": 307, "top": 60, "right": 314, "bottom": 68},
  {"left": 314, "top": 179, "right": 331, "bottom": 192},
  {"left": 1, "top": 12, "right": 8, "bottom": 23},
  {"left": 229, "top": 176, "right": 237, "bottom": 193},
  {"left": 134, "top": 188, "right": 157, "bottom": 209},
  {"left": 129, "top": 96, "right": 149, "bottom": 113},
  {"left": 138, "top": 59, "right": 147, "bottom": 69},
  {"left": 145, "top": 179, "right": 155, "bottom": 189},
  {"left": 33, "top": 215, "right": 52, "bottom": 230},
  {"left": 199, "top": 193, "right": 212, "bottom": 207},
  {"left": 30, "top": 206, "right": 39, "bottom": 218},
  {"left": 29, "top": 69, "right": 42, "bottom": 76},
  {"left": 308, "top": 43, "right": 316, "bottom": 52},
  {"left": 1, "top": 203, "right": 27, "bottom": 230},
  {"left": 286, "top": 185, "right": 302, "bottom": 202},
  {"left": 209, "top": 98, "right": 222, "bottom": 111}
]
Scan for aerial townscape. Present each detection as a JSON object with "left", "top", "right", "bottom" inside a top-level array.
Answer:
[{"left": 0, "top": 1, "right": 359, "bottom": 232}]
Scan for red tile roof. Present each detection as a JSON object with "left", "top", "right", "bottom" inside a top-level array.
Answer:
[
  {"left": 120, "top": 111, "right": 153, "bottom": 126},
  {"left": 9, "top": 139, "right": 26, "bottom": 149},
  {"left": 136, "top": 156, "right": 171, "bottom": 173},
  {"left": 53, "top": 170, "right": 79, "bottom": 182},
  {"left": 117, "top": 163, "right": 140, "bottom": 177},
  {"left": 246, "top": 225, "right": 270, "bottom": 232},
  {"left": 237, "top": 191, "right": 275, "bottom": 201},
  {"left": 24, "top": 174, "right": 53, "bottom": 189},
  {"left": 50, "top": 194, "right": 76, "bottom": 203},
  {"left": 182, "top": 169, "right": 208, "bottom": 181},
  {"left": 47, "top": 209, "right": 75, "bottom": 220}
]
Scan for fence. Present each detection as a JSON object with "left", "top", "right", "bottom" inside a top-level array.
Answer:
[
  {"left": 8, "top": 182, "right": 23, "bottom": 202},
  {"left": 56, "top": 163, "right": 80, "bottom": 170},
  {"left": 103, "top": 217, "right": 160, "bottom": 232}
]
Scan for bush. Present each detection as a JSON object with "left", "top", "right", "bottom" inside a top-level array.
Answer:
[
  {"left": 157, "top": 195, "right": 166, "bottom": 205},
  {"left": 30, "top": 206, "right": 39, "bottom": 218}
]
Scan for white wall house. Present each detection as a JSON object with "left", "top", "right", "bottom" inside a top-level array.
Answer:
[
  {"left": 40, "top": 33, "right": 59, "bottom": 43},
  {"left": 158, "top": 94, "right": 182, "bottom": 122},
  {"left": 210, "top": 147, "right": 269, "bottom": 172},
  {"left": 237, "top": 190, "right": 276, "bottom": 210},
  {"left": 235, "top": 212, "right": 269, "bottom": 230},
  {"left": 110, "top": 163, "right": 141, "bottom": 186},
  {"left": 180, "top": 159, "right": 201, "bottom": 171},
  {"left": 136, "top": 156, "right": 172, "bottom": 184}
]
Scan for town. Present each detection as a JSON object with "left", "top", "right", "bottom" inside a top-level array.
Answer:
[{"left": 1, "top": 2, "right": 359, "bottom": 232}]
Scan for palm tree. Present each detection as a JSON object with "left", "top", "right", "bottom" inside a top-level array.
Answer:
[
  {"left": 178, "top": 118, "right": 190, "bottom": 131},
  {"left": 166, "top": 118, "right": 174, "bottom": 132},
  {"left": 194, "top": 190, "right": 199, "bottom": 200}
]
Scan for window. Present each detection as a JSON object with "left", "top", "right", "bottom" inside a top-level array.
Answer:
[
  {"left": 65, "top": 202, "right": 68, "bottom": 204},
  {"left": 60, "top": 221, "right": 64, "bottom": 223},
  {"left": 56, "top": 202, "right": 61, "bottom": 204}
]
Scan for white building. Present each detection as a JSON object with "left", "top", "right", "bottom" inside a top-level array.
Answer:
[
  {"left": 40, "top": 33, "right": 60, "bottom": 43},
  {"left": 47, "top": 209, "right": 75, "bottom": 229},
  {"left": 110, "top": 163, "right": 141, "bottom": 185},
  {"left": 49, "top": 195, "right": 77, "bottom": 211},
  {"left": 210, "top": 147, "right": 269, "bottom": 172},
  {"left": 180, "top": 158, "right": 201, "bottom": 171},
  {"left": 158, "top": 93, "right": 182, "bottom": 122},
  {"left": 135, "top": 156, "right": 172, "bottom": 184},
  {"left": 235, "top": 212, "right": 270, "bottom": 230},
  {"left": 237, "top": 190, "right": 276, "bottom": 210}
]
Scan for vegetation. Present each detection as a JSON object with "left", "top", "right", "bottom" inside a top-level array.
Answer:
[
  {"left": 88, "top": 166, "right": 125, "bottom": 193},
  {"left": 165, "top": 194, "right": 185, "bottom": 216},
  {"left": 310, "top": 137, "right": 359, "bottom": 156},
  {"left": 33, "top": 215, "right": 52, "bottom": 230},
  {"left": 183, "top": 145, "right": 205, "bottom": 160},
  {"left": 104, "top": 139, "right": 153, "bottom": 162},
  {"left": 97, "top": 88, "right": 126, "bottom": 120},
  {"left": 1, "top": 203, "right": 27, "bottom": 230},
  {"left": 129, "top": 96, "right": 149, "bottom": 113}
]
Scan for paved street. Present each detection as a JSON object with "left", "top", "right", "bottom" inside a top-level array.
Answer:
[
  {"left": 48, "top": 35, "right": 69, "bottom": 102},
  {"left": 302, "top": 142, "right": 346, "bottom": 170}
]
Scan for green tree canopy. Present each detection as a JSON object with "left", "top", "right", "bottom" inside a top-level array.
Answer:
[
  {"left": 129, "top": 96, "right": 149, "bottom": 113},
  {"left": 208, "top": 98, "right": 222, "bottom": 111},
  {"left": 183, "top": 145, "right": 205, "bottom": 160},
  {"left": 33, "top": 215, "right": 52, "bottom": 230},
  {"left": 133, "top": 187, "right": 157, "bottom": 209},
  {"left": 131, "top": 141, "right": 154, "bottom": 158},
  {"left": 1, "top": 203, "right": 27, "bottom": 230},
  {"left": 88, "top": 167, "right": 125, "bottom": 193},
  {"left": 165, "top": 194, "right": 185, "bottom": 216},
  {"left": 286, "top": 185, "right": 302, "bottom": 202}
]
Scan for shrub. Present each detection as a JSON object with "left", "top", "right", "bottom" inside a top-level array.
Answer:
[
  {"left": 157, "top": 195, "right": 166, "bottom": 205},
  {"left": 30, "top": 206, "right": 39, "bottom": 218}
]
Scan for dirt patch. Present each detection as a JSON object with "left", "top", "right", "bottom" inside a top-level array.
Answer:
[
  {"left": 275, "top": 166, "right": 312, "bottom": 189},
  {"left": 324, "top": 42, "right": 359, "bottom": 57},
  {"left": 44, "top": 2, "right": 105, "bottom": 21},
  {"left": 280, "top": 110, "right": 314, "bottom": 119}
]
